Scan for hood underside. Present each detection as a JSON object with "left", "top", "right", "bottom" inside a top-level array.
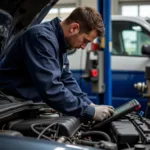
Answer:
[
  {"left": 0, "top": 0, "right": 58, "bottom": 55},
  {"left": 0, "top": 0, "right": 58, "bottom": 33}
]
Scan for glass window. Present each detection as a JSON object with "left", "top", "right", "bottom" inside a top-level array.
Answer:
[
  {"left": 42, "top": 6, "right": 76, "bottom": 23},
  {"left": 122, "top": 6, "right": 138, "bottom": 17},
  {"left": 121, "top": 4, "right": 150, "bottom": 17},
  {"left": 122, "top": 30, "right": 137, "bottom": 55},
  {"left": 140, "top": 5, "right": 150, "bottom": 17},
  {"left": 112, "top": 21, "right": 150, "bottom": 56},
  {"left": 49, "top": 8, "right": 59, "bottom": 14},
  {"left": 60, "top": 7, "right": 75, "bottom": 19},
  {"left": 60, "top": 7, "right": 75, "bottom": 13},
  {"left": 42, "top": 8, "right": 59, "bottom": 22}
]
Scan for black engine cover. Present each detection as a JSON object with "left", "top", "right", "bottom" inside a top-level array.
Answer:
[
  {"left": 6, "top": 116, "right": 80, "bottom": 137},
  {"left": 111, "top": 119, "right": 139, "bottom": 145}
]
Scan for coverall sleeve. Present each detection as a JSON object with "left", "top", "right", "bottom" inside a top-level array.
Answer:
[
  {"left": 22, "top": 31, "right": 95, "bottom": 119},
  {"left": 61, "top": 57, "right": 92, "bottom": 105}
]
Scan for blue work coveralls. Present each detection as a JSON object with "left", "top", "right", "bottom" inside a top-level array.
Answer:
[{"left": 0, "top": 17, "right": 95, "bottom": 119}]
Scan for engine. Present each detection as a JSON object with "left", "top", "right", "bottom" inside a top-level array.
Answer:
[
  {"left": 5, "top": 116, "right": 81, "bottom": 137},
  {"left": 0, "top": 101, "right": 150, "bottom": 150}
]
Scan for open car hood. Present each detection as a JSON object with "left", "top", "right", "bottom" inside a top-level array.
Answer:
[
  {"left": 0, "top": 0, "right": 58, "bottom": 30},
  {"left": 0, "top": 0, "right": 58, "bottom": 52}
]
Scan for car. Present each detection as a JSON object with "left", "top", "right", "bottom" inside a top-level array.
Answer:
[{"left": 0, "top": 0, "right": 150, "bottom": 150}]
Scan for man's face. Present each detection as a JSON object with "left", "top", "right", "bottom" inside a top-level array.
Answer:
[{"left": 65, "top": 23, "right": 98, "bottom": 49}]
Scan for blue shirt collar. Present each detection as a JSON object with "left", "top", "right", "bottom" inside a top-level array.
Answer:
[{"left": 51, "top": 17, "right": 68, "bottom": 53}]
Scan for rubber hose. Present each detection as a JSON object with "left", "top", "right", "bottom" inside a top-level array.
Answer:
[{"left": 81, "top": 131, "right": 111, "bottom": 142}]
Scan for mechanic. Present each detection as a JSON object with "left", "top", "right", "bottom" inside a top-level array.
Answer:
[{"left": 0, "top": 6, "right": 114, "bottom": 121}]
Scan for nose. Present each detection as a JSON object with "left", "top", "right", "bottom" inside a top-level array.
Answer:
[{"left": 81, "top": 43, "right": 86, "bottom": 49}]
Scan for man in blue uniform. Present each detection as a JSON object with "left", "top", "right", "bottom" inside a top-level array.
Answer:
[{"left": 0, "top": 7, "right": 114, "bottom": 121}]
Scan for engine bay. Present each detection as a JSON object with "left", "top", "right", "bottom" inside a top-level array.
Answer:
[{"left": 0, "top": 101, "right": 150, "bottom": 150}]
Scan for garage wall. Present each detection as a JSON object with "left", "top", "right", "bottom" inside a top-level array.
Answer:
[
  {"left": 80, "top": 0, "right": 97, "bottom": 9},
  {"left": 112, "top": 0, "right": 150, "bottom": 15},
  {"left": 79, "top": 0, "right": 117, "bottom": 14},
  {"left": 57, "top": 0, "right": 76, "bottom": 5},
  {"left": 78, "top": 0, "right": 119, "bottom": 15},
  {"left": 112, "top": 0, "right": 119, "bottom": 15},
  {"left": 53, "top": 0, "right": 150, "bottom": 16},
  {"left": 80, "top": 0, "right": 120, "bottom": 15},
  {"left": 119, "top": 0, "right": 149, "bottom": 2}
]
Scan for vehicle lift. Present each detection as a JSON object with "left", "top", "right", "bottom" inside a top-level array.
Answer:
[{"left": 83, "top": 0, "right": 112, "bottom": 105}]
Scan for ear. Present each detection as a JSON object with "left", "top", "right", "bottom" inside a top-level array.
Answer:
[{"left": 69, "top": 23, "right": 80, "bottom": 34}]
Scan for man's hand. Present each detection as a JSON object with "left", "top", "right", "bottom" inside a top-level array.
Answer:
[
  {"left": 90, "top": 103, "right": 115, "bottom": 110},
  {"left": 90, "top": 103, "right": 115, "bottom": 121}
]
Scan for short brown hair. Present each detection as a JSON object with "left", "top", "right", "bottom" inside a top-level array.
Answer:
[{"left": 64, "top": 6, "right": 104, "bottom": 36}]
